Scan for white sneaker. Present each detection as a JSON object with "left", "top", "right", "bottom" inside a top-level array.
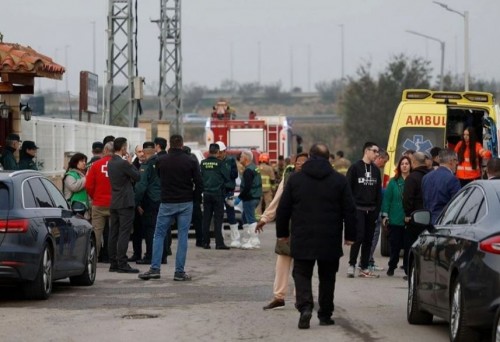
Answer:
[
  {"left": 370, "top": 264, "right": 384, "bottom": 272},
  {"left": 347, "top": 265, "right": 355, "bottom": 278}
]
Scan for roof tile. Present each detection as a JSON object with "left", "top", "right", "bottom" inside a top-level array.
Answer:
[{"left": 0, "top": 43, "right": 65, "bottom": 79}]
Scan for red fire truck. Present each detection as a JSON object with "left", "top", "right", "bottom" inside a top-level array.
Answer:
[{"left": 205, "top": 100, "right": 291, "bottom": 164}]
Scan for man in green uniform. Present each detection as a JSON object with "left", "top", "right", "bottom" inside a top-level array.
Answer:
[
  {"left": 135, "top": 141, "right": 163, "bottom": 264},
  {"left": 200, "top": 143, "right": 230, "bottom": 249}
]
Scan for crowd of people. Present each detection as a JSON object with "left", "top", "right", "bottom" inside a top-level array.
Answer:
[{"left": 3, "top": 127, "right": 500, "bottom": 331}]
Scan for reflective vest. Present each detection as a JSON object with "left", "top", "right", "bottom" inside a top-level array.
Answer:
[
  {"left": 455, "top": 141, "right": 491, "bottom": 180},
  {"left": 259, "top": 164, "right": 274, "bottom": 193}
]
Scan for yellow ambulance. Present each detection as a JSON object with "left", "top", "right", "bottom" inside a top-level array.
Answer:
[
  {"left": 383, "top": 89, "right": 499, "bottom": 185},
  {"left": 380, "top": 89, "right": 499, "bottom": 256}
]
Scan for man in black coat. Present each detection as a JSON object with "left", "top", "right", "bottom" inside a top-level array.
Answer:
[
  {"left": 276, "top": 143, "right": 357, "bottom": 329},
  {"left": 107, "top": 137, "right": 141, "bottom": 273},
  {"left": 402, "top": 151, "right": 430, "bottom": 276}
]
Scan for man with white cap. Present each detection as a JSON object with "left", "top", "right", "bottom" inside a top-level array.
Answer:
[{"left": 215, "top": 140, "right": 241, "bottom": 247}]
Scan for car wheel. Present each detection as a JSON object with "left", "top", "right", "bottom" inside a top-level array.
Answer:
[
  {"left": 24, "top": 244, "right": 53, "bottom": 300},
  {"left": 493, "top": 307, "right": 500, "bottom": 342},
  {"left": 70, "top": 237, "right": 97, "bottom": 286},
  {"left": 449, "top": 279, "right": 480, "bottom": 342},
  {"left": 407, "top": 260, "right": 433, "bottom": 324}
]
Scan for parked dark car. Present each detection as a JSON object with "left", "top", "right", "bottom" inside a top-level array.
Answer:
[
  {"left": 0, "top": 170, "right": 96, "bottom": 299},
  {"left": 494, "top": 304, "right": 500, "bottom": 342},
  {"left": 407, "top": 180, "right": 500, "bottom": 342}
]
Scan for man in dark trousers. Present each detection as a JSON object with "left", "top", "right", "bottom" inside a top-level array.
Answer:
[
  {"left": 346, "top": 142, "right": 382, "bottom": 278},
  {"left": 107, "top": 137, "right": 141, "bottom": 273},
  {"left": 134, "top": 141, "right": 162, "bottom": 265},
  {"left": 139, "top": 134, "right": 202, "bottom": 281},
  {"left": 276, "top": 143, "right": 356, "bottom": 329},
  {"left": 200, "top": 143, "right": 230, "bottom": 249},
  {"left": 402, "top": 151, "right": 430, "bottom": 276},
  {"left": 154, "top": 136, "right": 172, "bottom": 256}
]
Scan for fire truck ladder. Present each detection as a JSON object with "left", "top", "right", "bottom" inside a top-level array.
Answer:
[{"left": 267, "top": 123, "right": 279, "bottom": 163}]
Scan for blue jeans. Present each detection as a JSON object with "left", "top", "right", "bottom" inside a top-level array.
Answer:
[
  {"left": 151, "top": 202, "right": 193, "bottom": 273},
  {"left": 242, "top": 199, "right": 259, "bottom": 224}
]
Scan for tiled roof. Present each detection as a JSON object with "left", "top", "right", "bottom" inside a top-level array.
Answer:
[{"left": 0, "top": 43, "right": 65, "bottom": 80}]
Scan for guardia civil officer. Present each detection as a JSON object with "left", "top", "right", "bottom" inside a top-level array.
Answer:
[{"left": 200, "top": 143, "right": 230, "bottom": 249}]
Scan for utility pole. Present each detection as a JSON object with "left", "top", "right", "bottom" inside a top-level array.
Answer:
[
  {"left": 433, "top": 1, "right": 469, "bottom": 90},
  {"left": 406, "top": 30, "right": 446, "bottom": 91},
  {"left": 339, "top": 24, "right": 345, "bottom": 82},
  {"left": 105, "top": 0, "right": 139, "bottom": 127},
  {"left": 257, "top": 41, "right": 261, "bottom": 84},
  {"left": 290, "top": 46, "right": 294, "bottom": 91},
  {"left": 152, "top": 0, "right": 183, "bottom": 133},
  {"left": 91, "top": 21, "right": 96, "bottom": 74}
]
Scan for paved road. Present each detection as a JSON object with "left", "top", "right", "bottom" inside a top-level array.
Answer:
[{"left": 0, "top": 224, "right": 449, "bottom": 342}]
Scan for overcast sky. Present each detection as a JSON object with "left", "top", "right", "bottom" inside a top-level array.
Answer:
[{"left": 2, "top": 0, "right": 499, "bottom": 95}]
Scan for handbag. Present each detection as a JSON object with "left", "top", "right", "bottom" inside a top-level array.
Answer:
[{"left": 274, "top": 238, "right": 290, "bottom": 256}]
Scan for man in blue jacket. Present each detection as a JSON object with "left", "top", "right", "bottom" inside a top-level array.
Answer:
[{"left": 422, "top": 149, "right": 461, "bottom": 224}]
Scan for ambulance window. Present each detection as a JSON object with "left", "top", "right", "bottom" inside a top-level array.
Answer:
[{"left": 395, "top": 127, "right": 445, "bottom": 166}]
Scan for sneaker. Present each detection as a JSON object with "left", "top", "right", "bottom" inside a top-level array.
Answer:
[
  {"left": 359, "top": 269, "right": 380, "bottom": 278},
  {"left": 347, "top": 265, "right": 355, "bottom": 278},
  {"left": 386, "top": 268, "right": 395, "bottom": 276},
  {"left": 138, "top": 268, "right": 161, "bottom": 280},
  {"left": 370, "top": 264, "right": 385, "bottom": 271},
  {"left": 263, "top": 298, "right": 285, "bottom": 310},
  {"left": 174, "top": 272, "right": 192, "bottom": 281},
  {"left": 109, "top": 264, "right": 119, "bottom": 272}
]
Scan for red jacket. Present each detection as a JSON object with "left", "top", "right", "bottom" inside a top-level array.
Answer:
[{"left": 85, "top": 155, "right": 112, "bottom": 207}]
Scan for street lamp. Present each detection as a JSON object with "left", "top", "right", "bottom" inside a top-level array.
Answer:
[
  {"left": 406, "top": 30, "right": 445, "bottom": 90},
  {"left": 433, "top": 1, "right": 469, "bottom": 91}
]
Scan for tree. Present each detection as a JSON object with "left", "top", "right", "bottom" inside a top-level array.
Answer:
[
  {"left": 341, "top": 55, "right": 432, "bottom": 157},
  {"left": 238, "top": 82, "right": 261, "bottom": 100},
  {"left": 183, "top": 83, "right": 207, "bottom": 111},
  {"left": 315, "top": 80, "right": 343, "bottom": 103}
]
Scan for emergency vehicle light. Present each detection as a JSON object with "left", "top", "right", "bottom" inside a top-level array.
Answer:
[
  {"left": 406, "top": 91, "right": 431, "bottom": 99},
  {"left": 432, "top": 93, "right": 462, "bottom": 100},
  {"left": 463, "top": 94, "right": 489, "bottom": 102}
]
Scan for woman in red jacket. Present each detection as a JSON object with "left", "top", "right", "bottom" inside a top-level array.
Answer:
[{"left": 454, "top": 127, "right": 491, "bottom": 186}]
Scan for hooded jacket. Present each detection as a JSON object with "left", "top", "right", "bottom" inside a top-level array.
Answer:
[{"left": 276, "top": 157, "right": 357, "bottom": 261}]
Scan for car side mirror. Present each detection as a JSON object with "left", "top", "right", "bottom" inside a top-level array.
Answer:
[{"left": 410, "top": 210, "right": 435, "bottom": 233}]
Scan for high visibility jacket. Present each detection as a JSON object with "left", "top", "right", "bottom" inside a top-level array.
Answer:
[
  {"left": 259, "top": 163, "right": 275, "bottom": 193},
  {"left": 455, "top": 141, "right": 491, "bottom": 180}
]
